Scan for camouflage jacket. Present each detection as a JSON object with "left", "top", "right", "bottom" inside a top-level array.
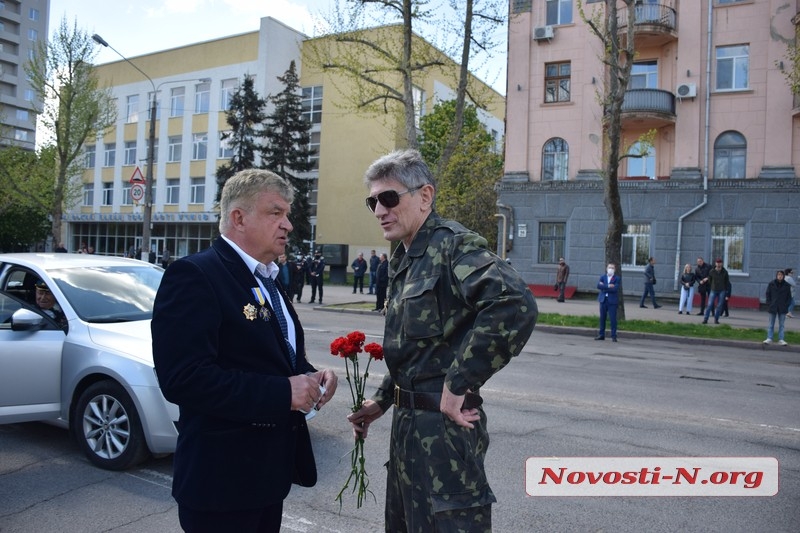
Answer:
[{"left": 372, "top": 213, "right": 537, "bottom": 412}]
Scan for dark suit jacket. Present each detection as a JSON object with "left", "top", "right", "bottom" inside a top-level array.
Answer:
[
  {"left": 152, "top": 237, "right": 317, "bottom": 511},
  {"left": 597, "top": 274, "right": 620, "bottom": 305}
]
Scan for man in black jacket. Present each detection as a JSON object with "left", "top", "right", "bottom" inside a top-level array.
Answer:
[
  {"left": 695, "top": 257, "right": 712, "bottom": 315},
  {"left": 702, "top": 258, "right": 729, "bottom": 325}
]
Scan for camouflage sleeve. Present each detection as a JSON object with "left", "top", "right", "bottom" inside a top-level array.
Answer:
[
  {"left": 372, "top": 372, "right": 396, "bottom": 413},
  {"left": 445, "top": 238, "right": 538, "bottom": 396}
]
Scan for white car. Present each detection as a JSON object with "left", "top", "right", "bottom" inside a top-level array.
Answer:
[{"left": 0, "top": 253, "right": 178, "bottom": 470}]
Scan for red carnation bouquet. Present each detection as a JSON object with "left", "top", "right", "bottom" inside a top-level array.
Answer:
[{"left": 330, "top": 330, "right": 384, "bottom": 509}]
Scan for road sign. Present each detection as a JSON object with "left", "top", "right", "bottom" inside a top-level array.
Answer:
[
  {"left": 129, "top": 167, "right": 145, "bottom": 183},
  {"left": 130, "top": 183, "right": 145, "bottom": 203}
]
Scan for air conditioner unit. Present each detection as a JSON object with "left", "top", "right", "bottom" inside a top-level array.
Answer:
[
  {"left": 676, "top": 83, "right": 697, "bottom": 99},
  {"left": 533, "top": 26, "right": 554, "bottom": 41}
]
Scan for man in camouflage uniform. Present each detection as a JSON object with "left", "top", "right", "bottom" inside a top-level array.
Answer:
[{"left": 348, "top": 149, "right": 537, "bottom": 532}]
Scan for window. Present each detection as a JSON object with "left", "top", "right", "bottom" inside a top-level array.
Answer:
[
  {"left": 542, "top": 138, "right": 568, "bottom": 181},
  {"left": 195, "top": 82, "right": 210, "bottom": 113},
  {"left": 627, "top": 141, "right": 655, "bottom": 179},
  {"left": 126, "top": 94, "right": 139, "bottom": 123},
  {"left": 621, "top": 224, "right": 651, "bottom": 267},
  {"left": 218, "top": 131, "right": 233, "bottom": 159},
  {"left": 221, "top": 78, "right": 237, "bottom": 110},
  {"left": 630, "top": 61, "right": 658, "bottom": 89},
  {"left": 190, "top": 177, "right": 205, "bottom": 204},
  {"left": 301, "top": 86, "right": 323, "bottom": 124},
  {"left": 634, "top": 0, "right": 660, "bottom": 23},
  {"left": 713, "top": 131, "right": 746, "bottom": 179},
  {"left": 104, "top": 143, "right": 116, "bottom": 167},
  {"left": 124, "top": 141, "right": 137, "bottom": 165},
  {"left": 412, "top": 86, "right": 426, "bottom": 128},
  {"left": 168, "top": 136, "right": 182, "bottom": 162},
  {"left": 170, "top": 87, "right": 185, "bottom": 117},
  {"left": 15, "top": 109, "right": 29, "bottom": 121},
  {"left": 84, "top": 145, "right": 96, "bottom": 168},
  {"left": 538, "top": 223, "right": 566, "bottom": 264},
  {"left": 102, "top": 182, "right": 113, "bottom": 206},
  {"left": 24, "top": 89, "right": 34, "bottom": 102},
  {"left": 546, "top": 0, "right": 572, "bottom": 25},
  {"left": 307, "top": 131, "right": 321, "bottom": 170},
  {"left": 122, "top": 182, "right": 133, "bottom": 205},
  {"left": 14, "top": 129, "right": 30, "bottom": 142},
  {"left": 192, "top": 133, "right": 208, "bottom": 160},
  {"left": 716, "top": 45, "right": 749, "bottom": 91},
  {"left": 166, "top": 179, "right": 180, "bottom": 204},
  {"left": 27, "top": 28, "right": 37, "bottom": 41},
  {"left": 717, "top": 0, "right": 746, "bottom": 4},
  {"left": 29, "top": 8, "right": 39, "bottom": 21},
  {"left": 83, "top": 184, "right": 94, "bottom": 206},
  {"left": 545, "top": 62, "right": 570, "bottom": 103},
  {"left": 711, "top": 224, "right": 744, "bottom": 272}
]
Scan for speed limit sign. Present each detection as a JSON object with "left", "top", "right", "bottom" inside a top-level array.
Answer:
[{"left": 130, "top": 183, "right": 145, "bottom": 203}]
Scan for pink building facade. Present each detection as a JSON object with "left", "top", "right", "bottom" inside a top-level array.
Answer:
[{"left": 500, "top": 0, "right": 799, "bottom": 304}]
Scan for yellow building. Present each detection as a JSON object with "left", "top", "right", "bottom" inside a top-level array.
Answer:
[{"left": 70, "top": 17, "right": 504, "bottom": 268}]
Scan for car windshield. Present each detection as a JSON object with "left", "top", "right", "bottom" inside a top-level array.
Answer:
[{"left": 48, "top": 265, "right": 163, "bottom": 322}]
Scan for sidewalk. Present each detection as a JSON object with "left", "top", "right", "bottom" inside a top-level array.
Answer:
[{"left": 312, "top": 284, "right": 799, "bottom": 351}]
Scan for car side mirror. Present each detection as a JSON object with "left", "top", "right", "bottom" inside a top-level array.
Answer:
[{"left": 11, "top": 308, "right": 47, "bottom": 331}]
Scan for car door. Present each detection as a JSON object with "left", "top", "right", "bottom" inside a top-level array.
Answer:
[{"left": 0, "top": 291, "right": 65, "bottom": 423}]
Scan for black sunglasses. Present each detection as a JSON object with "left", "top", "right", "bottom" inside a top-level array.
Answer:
[{"left": 365, "top": 186, "right": 422, "bottom": 213}]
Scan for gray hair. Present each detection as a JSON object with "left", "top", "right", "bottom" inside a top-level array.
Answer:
[
  {"left": 219, "top": 169, "right": 294, "bottom": 232},
  {"left": 363, "top": 149, "right": 436, "bottom": 193}
]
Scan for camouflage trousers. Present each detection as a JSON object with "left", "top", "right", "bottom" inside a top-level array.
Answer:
[{"left": 384, "top": 406, "right": 496, "bottom": 532}]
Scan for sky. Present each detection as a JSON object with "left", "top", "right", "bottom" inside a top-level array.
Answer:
[{"left": 48, "top": 0, "right": 508, "bottom": 95}]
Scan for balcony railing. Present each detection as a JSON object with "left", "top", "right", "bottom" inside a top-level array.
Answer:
[
  {"left": 618, "top": 3, "right": 677, "bottom": 32},
  {"left": 621, "top": 88, "right": 675, "bottom": 116}
]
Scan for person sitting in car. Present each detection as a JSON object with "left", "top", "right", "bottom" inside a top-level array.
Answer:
[{"left": 34, "top": 279, "right": 67, "bottom": 330}]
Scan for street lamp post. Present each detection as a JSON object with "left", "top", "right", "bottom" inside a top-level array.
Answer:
[
  {"left": 92, "top": 34, "right": 156, "bottom": 262},
  {"left": 92, "top": 34, "right": 209, "bottom": 262}
]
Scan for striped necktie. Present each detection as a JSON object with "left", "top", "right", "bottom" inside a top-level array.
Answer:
[{"left": 254, "top": 270, "right": 296, "bottom": 369}]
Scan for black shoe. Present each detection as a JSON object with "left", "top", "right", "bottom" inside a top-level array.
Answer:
[
  {"left": 724, "top": 313, "right": 729, "bottom": 317},
  {"left": 352, "top": 290, "right": 356, "bottom": 294},
  {"left": 654, "top": 305, "right": 662, "bottom": 309},
  {"left": 557, "top": 299, "right": 565, "bottom": 302},
  {"left": 640, "top": 305, "right": 647, "bottom": 308},
  {"left": 714, "top": 319, "right": 719, "bottom": 324},
  {"left": 696, "top": 311, "right": 704, "bottom": 315},
  {"left": 309, "top": 300, "right": 315, "bottom": 303},
  {"left": 612, "top": 337, "right": 618, "bottom": 342},
  {"left": 702, "top": 320, "right": 708, "bottom": 324},
  {"left": 678, "top": 311, "right": 683, "bottom": 314},
  {"left": 594, "top": 335, "right": 605, "bottom": 341}
]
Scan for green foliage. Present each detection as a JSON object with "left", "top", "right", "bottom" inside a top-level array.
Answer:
[
  {"left": 25, "top": 17, "right": 116, "bottom": 244},
  {"left": 261, "top": 61, "right": 315, "bottom": 254},
  {"left": 0, "top": 146, "right": 56, "bottom": 251},
  {"left": 215, "top": 75, "right": 268, "bottom": 202},
  {"left": 419, "top": 100, "right": 502, "bottom": 250}
]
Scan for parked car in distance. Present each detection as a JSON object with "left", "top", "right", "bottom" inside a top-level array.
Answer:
[{"left": 0, "top": 253, "right": 178, "bottom": 470}]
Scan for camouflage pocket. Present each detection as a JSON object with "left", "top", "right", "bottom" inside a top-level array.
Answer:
[{"left": 400, "top": 276, "right": 442, "bottom": 339}]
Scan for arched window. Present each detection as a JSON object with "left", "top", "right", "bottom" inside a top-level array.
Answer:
[
  {"left": 542, "top": 138, "right": 568, "bottom": 181},
  {"left": 713, "top": 131, "right": 746, "bottom": 179}
]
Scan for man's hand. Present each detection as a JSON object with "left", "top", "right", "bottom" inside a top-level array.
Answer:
[
  {"left": 440, "top": 385, "right": 481, "bottom": 429},
  {"left": 347, "top": 399, "right": 384, "bottom": 439},
  {"left": 308, "top": 368, "right": 338, "bottom": 409},
  {"left": 289, "top": 374, "right": 324, "bottom": 413}
]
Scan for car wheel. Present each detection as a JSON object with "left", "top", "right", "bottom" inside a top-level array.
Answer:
[{"left": 72, "top": 380, "right": 150, "bottom": 470}]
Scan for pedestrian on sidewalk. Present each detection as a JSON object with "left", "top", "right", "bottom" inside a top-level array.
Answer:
[
  {"left": 784, "top": 268, "right": 796, "bottom": 318},
  {"left": 639, "top": 257, "right": 661, "bottom": 308},
  {"left": 678, "top": 263, "right": 696, "bottom": 314},
  {"left": 703, "top": 258, "right": 729, "bottom": 324},
  {"left": 596, "top": 263, "right": 620, "bottom": 342},
  {"left": 368, "top": 249, "right": 379, "bottom": 295},
  {"left": 351, "top": 252, "right": 367, "bottom": 294},
  {"left": 695, "top": 257, "right": 712, "bottom": 315},
  {"left": 555, "top": 257, "right": 570, "bottom": 302},
  {"left": 374, "top": 252, "right": 389, "bottom": 312},
  {"left": 764, "top": 269, "right": 791, "bottom": 346}
]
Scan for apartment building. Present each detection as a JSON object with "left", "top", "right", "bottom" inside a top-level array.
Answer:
[
  {"left": 0, "top": 0, "right": 48, "bottom": 149},
  {"left": 501, "top": 0, "right": 799, "bottom": 304},
  {"left": 71, "top": 17, "right": 505, "bottom": 269}
]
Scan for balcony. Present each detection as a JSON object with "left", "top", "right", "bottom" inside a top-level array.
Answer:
[
  {"left": 617, "top": 3, "right": 678, "bottom": 48},
  {"left": 620, "top": 88, "right": 676, "bottom": 128}
]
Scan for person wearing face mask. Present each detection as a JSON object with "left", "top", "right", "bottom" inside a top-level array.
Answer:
[{"left": 596, "top": 263, "right": 620, "bottom": 342}]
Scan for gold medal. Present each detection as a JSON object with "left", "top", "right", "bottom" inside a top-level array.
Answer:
[{"left": 243, "top": 303, "right": 257, "bottom": 321}]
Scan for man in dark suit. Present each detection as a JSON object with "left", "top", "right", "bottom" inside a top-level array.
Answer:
[
  {"left": 596, "top": 262, "right": 621, "bottom": 342},
  {"left": 152, "top": 168, "right": 338, "bottom": 532}
]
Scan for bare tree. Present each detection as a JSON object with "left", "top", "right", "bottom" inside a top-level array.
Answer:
[
  {"left": 24, "top": 17, "right": 116, "bottom": 247},
  {"left": 577, "top": 0, "right": 637, "bottom": 318}
]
